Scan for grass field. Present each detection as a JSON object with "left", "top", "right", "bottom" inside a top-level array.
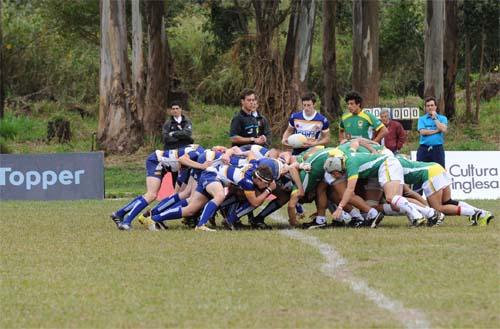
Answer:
[{"left": 1, "top": 200, "right": 498, "bottom": 328}]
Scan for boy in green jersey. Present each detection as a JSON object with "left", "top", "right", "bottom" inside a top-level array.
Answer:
[{"left": 339, "top": 91, "right": 387, "bottom": 143}]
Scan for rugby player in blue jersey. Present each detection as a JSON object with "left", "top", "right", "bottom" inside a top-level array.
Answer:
[
  {"left": 109, "top": 144, "right": 211, "bottom": 230},
  {"left": 147, "top": 162, "right": 276, "bottom": 232}
]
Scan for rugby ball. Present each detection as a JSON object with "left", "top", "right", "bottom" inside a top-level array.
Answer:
[{"left": 287, "top": 134, "right": 308, "bottom": 148}]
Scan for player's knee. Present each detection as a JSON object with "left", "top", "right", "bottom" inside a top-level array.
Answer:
[
  {"left": 212, "top": 191, "right": 226, "bottom": 204},
  {"left": 443, "top": 199, "right": 459, "bottom": 206},
  {"left": 144, "top": 192, "right": 157, "bottom": 202}
]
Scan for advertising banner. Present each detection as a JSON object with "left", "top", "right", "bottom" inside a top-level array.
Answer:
[
  {"left": 0, "top": 152, "right": 104, "bottom": 200},
  {"left": 411, "top": 151, "right": 500, "bottom": 200}
]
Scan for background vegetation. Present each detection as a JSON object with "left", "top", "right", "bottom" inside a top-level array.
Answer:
[{"left": 1, "top": 0, "right": 499, "bottom": 176}]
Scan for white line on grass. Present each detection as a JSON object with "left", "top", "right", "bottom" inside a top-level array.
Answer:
[{"left": 271, "top": 213, "right": 430, "bottom": 329}]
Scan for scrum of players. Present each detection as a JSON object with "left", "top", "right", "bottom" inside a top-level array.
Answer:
[{"left": 109, "top": 139, "right": 494, "bottom": 232}]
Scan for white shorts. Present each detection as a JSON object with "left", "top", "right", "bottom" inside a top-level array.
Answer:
[
  {"left": 423, "top": 167, "right": 451, "bottom": 197},
  {"left": 378, "top": 156, "right": 404, "bottom": 186}
]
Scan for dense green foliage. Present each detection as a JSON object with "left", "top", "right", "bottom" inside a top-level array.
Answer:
[{"left": 2, "top": 0, "right": 497, "bottom": 106}]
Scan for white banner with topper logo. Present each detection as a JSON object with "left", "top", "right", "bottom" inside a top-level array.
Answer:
[{"left": 411, "top": 151, "right": 500, "bottom": 200}]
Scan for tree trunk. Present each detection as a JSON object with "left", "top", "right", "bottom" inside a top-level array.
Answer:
[
  {"left": 294, "top": 0, "right": 316, "bottom": 94},
  {"left": 0, "top": 0, "right": 4, "bottom": 120},
  {"left": 474, "top": 30, "right": 485, "bottom": 124},
  {"left": 443, "top": 0, "right": 457, "bottom": 120},
  {"left": 144, "top": 0, "right": 169, "bottom": 136},
  {"left": 322, "top": 0, "right": 340, "bottom": 119},
  {"left": 283, "top": 0, "right": 300, "bottom": 81},
  {"left": 131, "top": 0, "right": 146, "bottom": 122},
  {"left": 424, "top": 0, "right": 445, "bottom": 111},
  {"left": 352, "top": 0, "right": 379, "bottom": 107},
  {"left": 464, "top": 34, "right": 472, "bottom": 120},
  {"left": 98, "top": 0, "right": 142, "bottom": 153},
  {"left": 283, "top": 0, "right": 316, "bottom": 110},
  {"left": 251, "top": 0, "right": 289, "bottom": 137}
]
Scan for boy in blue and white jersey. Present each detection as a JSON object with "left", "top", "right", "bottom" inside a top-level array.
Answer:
[
  {"left": 110, "top": 144, "right": 210, "bottom": 230},
  {"left": 282, "top": 92, "right": 330, "bottom": 155},
  {"left": 148, "top": 161, "right": 276, "bottom": 231}
]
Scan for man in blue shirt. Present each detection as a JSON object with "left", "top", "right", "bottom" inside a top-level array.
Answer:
[
  {"left": 417, "top": 96, "right": 448, "bottom": 167},
  {"left": 415, "top": 96, "right": 448, "bottom": 194}
]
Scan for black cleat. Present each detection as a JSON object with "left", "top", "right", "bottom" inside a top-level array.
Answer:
[
  {"left": 370, "top": 212, "right": 385, "bottom": 228},
  {"left": 110, "top": 213, "right": 122, "bottom": 227},
  {"left": 302, "top": 219, "right": 327, "bottom": 229},
  {"left": 250, "top": 220, "right": 272, "bottom": 230}
]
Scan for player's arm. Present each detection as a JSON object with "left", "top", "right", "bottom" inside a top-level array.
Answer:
[
  {"left": 355, "top": 138, "right": 379, "bottom": 154},
  {"left": 372, "top": 125, "right": 388, "bottom": 143},
  {"left": 281, "top": 126, "right": 295, "bottom": 147},
  {"left": 178, "top": 154, "right": 211, "bottom": 170},
  {"left": 287, "top": 166, "right": 304, "bottom": 198},
  {"left": 332, "top": 176, "right": 357, "bottom": 220},
  {"left": 314, "top": 129, "right": 331, "bottom": 146},
  {"left": 244, "top": 180, "right": 276, "bottom": 207}
]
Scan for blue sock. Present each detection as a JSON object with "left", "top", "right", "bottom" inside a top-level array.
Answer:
[
  {"left": 227, "top": 211, "right": 238, "bottom": 224},
  {"left": 122, "top": 196, "right": 149, "bottom": 225},
  {"left": 152, "top": 206, "right": 183, "bottom": 222},
  {"left": 197, "top": 200, "right": 219, "bottom": 226},
  {"left": 115, "top": 196, "right": 143, "bottom": 219},
  {"left": 151, "top": 193, "right": 181, "bottom": 216},
  {"left": 296, "top": 203, "right": 304, "bottom": 214}
]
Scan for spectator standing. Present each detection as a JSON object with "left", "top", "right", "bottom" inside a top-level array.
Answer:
[
  {"left": 380, "top": 108, "right": 406, "bottom": 154},
  {"left": 230, "top": 88, "right": 269, "bottom": 147},
  {"left": 416, "top": 96, "right": 447, "bottom": 167},
  {"left": 281, "top": 92, "right": 330, "bottom": 155},
  {"left": 162, "top": 101, "right": 194, "bottom": 150},
  {"left": 339, "top": 91, "right": 388, "bottom": 143}
]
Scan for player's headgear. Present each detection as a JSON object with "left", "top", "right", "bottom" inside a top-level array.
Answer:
[
  {"left": 323, "top": 157, "right": 344, "bottom": 173},
  {"left": 253, "top": 164, "right": 273, "bottom": 183}
]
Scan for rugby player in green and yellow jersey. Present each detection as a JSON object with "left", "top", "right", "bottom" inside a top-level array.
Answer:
[
  {"left": 396, "top": 155, "right": 494, "bottom": 226},
  {"left": 339, "top": 91, "right": 388, "bottom": 143},
  {"left": 325, "top": 152, "right": 428, "bottom": 227}
]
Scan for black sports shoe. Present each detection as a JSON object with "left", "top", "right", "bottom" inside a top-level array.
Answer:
[
  {"left": 370, "top": 212, "right": 385, "bottom": 228},
  {"left": 110, "top": 213, "right": 122, "bottom": 227},
  {"left": 469, "top": 210, "right": 482, "bottom": 226},
  {"left": 156, "top": 221, "right": 168, "bottom": 230},
  {"left": 348, "top": 218, "right": 365, "bottom": 228},
  {"left": 302, "top": 218, "right": 327, "bottom": 229},
  {"left": 250, "top": 220, "right": 272, "bottom": 230},
  {"left": 427, "top": 210, "right": 443, "bottom": 227},
  {"left": 331, "top": 219, "right": 346, "bottom": 227}
]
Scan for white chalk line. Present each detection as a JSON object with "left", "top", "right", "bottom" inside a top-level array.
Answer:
[{"left": 271, "top": 213, "right": 430, "bottom": 329}]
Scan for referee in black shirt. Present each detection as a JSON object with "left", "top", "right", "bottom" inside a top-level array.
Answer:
[{"left": 230, "top": 88, "right": 271, "bottom": 147}]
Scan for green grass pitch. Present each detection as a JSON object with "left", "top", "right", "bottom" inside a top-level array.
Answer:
[{"left": 1, "top": 199, "right": 498, "bottom": 328}]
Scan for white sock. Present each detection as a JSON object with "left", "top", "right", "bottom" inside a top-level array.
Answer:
[
  {"left": 392, "top": 196, "right": 422, "bottom": 220},
  {"left": 340, "top": 211, "right": 352, "bottom": 224},
  {"left": 366, "top": 208, "right": 379, "bottom": 220},
  {"left": 316, "top": 216, "right": 326, "bottom": 224},
  {"left": 458, "top": 201, "right": 484, "bottom": 216},
  {"left": 459, "top": 206, "right": 475, "bottom": 216},
  {"left": 412, "top": 204, "right": 435, "bottom": 218},
  {"left": 382, "top": 203, "right": 404, "bottom": 216},
  {"left": 349, "top": 208, "right": 362, "bottom": 219}
]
